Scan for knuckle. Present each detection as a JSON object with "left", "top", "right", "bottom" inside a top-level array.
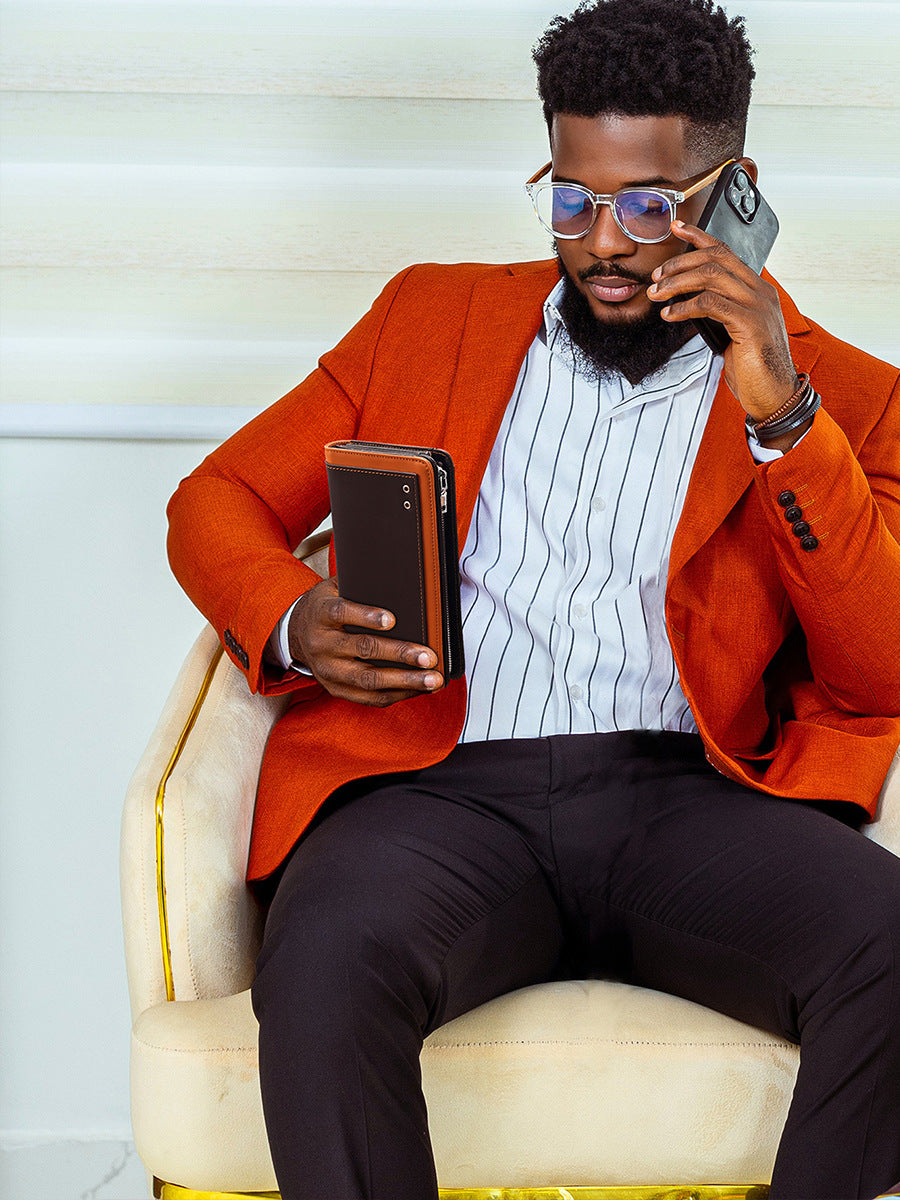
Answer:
[
  {"left": 355, "top": 634, "right": 380, "bottom": 659},
  {"left": 325, "top": 596, "right": 346, "bottom": 624},
  {"left": 357, "top": 667, "right": 381, "bottom": 692},
  {"left": 696, "top": 291, "right": 720, "bottom": 314}
]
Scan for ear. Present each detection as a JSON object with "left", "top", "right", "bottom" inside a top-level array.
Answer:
[{"left": 738, "top": 156, "right": 758, "bottom": 184}]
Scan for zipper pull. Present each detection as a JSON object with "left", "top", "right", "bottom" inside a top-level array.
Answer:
[{"left": 437, "top": 465, "right": 448, "bottom": 514}]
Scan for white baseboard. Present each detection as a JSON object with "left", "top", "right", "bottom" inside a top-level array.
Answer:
[{"left": 0, "top": 1134, "right": 150, "bottom": 1200}]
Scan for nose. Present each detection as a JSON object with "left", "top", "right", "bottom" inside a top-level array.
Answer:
[{"left": 582, "top": 200, "right": 635, "bottom": 260}]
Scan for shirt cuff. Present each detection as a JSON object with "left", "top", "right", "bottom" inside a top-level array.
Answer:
[
  {"left": 747, "top": 420, "right": 813, "bottom": 462},
  {"left": 267, "top": 596, "right": 314, "bottom": 676}
]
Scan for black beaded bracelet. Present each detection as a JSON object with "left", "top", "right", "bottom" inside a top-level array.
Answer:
[{"left": 746, "top": 383, "right": 821, "bottom": 443}]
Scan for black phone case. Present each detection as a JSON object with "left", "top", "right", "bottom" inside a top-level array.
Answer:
[{"left": 692, "top": 163, "right": 779, "bottom": 354}]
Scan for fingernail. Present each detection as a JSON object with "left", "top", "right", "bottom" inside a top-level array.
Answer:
[
  {"left": 672, "top": 219, "right": 685, "bottom": 229},
  {"left": 661, "top": 305, "right": 672, "bottom": 317},
  {"left": 417, "top": 651, "right": 433, "bottom": 667},
  {"left": 424, "top": 673, "right": 439, "bottom": 689},
  {"left": 379, "top": 613, "right": 391, "bottom": 628},
  {"left": 651, "top": 267, "right": 662, "bottom": 281},
  {"left": 647, "top": 282, "right": 658, "bottom": 295}
]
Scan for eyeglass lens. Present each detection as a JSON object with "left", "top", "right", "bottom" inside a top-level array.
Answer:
[{"left": 540, "top": 185, "right": 674, "bottom": 240}]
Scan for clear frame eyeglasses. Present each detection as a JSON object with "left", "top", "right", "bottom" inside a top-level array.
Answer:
[{"left": 524, "top": 158, "right": 735, "bottom": 244}]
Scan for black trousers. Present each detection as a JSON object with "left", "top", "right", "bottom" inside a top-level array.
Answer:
[{"left": 251, "top": 731, "right": 900, "bottom": 1200}]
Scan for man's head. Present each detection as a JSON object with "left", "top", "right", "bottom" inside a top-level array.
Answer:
[{"left": 531, "top": 0, "right": 756, "bottom": 382}]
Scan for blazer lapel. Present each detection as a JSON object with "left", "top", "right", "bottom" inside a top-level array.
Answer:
[
  {"left": 668, "top": 275, "right": 821, "bottom": 581},
  {"left": 439, "top": 262, "right": 559, "bottom": 538}
]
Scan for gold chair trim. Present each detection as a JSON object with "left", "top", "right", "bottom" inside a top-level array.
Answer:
[
  {"left": 157, "top": 1184, "right": 768, "bottom": 1200},
  {"left": 155, "top": 642, "right": 225, "bottom": 1001}
]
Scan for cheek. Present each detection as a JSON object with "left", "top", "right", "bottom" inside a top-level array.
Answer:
[{"left": 649, "top": 240, "right": 684, "bottom": 272}]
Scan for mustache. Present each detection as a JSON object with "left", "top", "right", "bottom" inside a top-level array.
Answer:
[{"left": 577, "top": 262, "right": 653, "bottom": 287}]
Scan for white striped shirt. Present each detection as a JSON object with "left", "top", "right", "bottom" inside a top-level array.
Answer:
[{"left": 458, "top": 281, "right": 724, "bottom": 743}]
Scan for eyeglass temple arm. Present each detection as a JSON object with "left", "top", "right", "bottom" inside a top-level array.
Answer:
[
  {"left": 680, "top": 158, "right": 737, "bottom": 199},
  {"left": 526, "top": 162, "right": 552, "bottom": 186},
  {"left": 525, "top": 157, "right": 736, "bottom": 194}
]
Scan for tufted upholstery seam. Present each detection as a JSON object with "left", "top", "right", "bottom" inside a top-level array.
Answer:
[{"left": 423, "top": 1037, "right": 787, "bottom": 1050}]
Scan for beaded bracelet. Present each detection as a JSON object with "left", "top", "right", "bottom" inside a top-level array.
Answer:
[
  {"left": 754, "top": 372, "right": 810, "bottom": 430},
  {"left": 746, "top": 381, "right": 821, "bottom": 442}
]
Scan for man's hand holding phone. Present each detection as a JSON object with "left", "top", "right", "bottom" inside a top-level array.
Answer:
[
  {"left": 648, "top": 219, "right": 798, "bottom": 419},
  {"left": 287, "top": 577, "right": 444, "bottom": 707}
]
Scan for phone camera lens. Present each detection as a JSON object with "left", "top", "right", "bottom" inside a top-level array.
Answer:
[
  {"left": 733, "top": 169, "right": 749, "bottom": 189},
  {"left": 729, "top": 186, "right": 742, "bottom": 206},
  {"left": 741, "top": 192, "right": 757, "bottom": 214}
]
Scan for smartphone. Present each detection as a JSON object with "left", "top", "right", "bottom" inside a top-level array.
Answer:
[{"left": 690, "top": 162, "right": 779, "bottom": 354}]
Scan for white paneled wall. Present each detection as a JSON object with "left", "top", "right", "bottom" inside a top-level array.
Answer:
[
  {"left": 0, "top": 2, "right": 897, "bottom": 1197},
  {"left": 2, "top": 0, "right": 899, "bottom": 438}
]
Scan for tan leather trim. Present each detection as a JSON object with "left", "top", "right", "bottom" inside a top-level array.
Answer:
[{"left": 155, "top": 643, "right": 225, "bottom": 1002}]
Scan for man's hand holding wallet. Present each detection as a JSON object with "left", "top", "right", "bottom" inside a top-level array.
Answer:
[
  {"left": 286, "top": 441, "right": 464, "bottom": 708},
  {"left": 287, "top": 577, "right": 444, "bottom": 707}
]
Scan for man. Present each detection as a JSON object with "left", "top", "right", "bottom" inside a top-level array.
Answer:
[{"left": 167, "top": 0, "right": 900, "bottom": 1196}]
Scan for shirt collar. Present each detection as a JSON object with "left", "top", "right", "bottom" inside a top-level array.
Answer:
[{"left": 542, "top": 278, "right": 713, "bottom": 404}]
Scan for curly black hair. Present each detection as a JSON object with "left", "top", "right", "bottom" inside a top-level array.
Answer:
[{"left": 533, "top": 0, "right": 755, "bottom": 164}]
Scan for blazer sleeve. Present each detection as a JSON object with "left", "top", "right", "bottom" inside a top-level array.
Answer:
[
  {"left": 166, "top": 266, "right": 416, "bottom": 695},
  {"left": 751, "top": 368, "right": 900, "bottom": 717}
]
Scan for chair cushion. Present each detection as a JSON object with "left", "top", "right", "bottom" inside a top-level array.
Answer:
[{"left": 131, "top": 979, "right": 797, "bottom": 1191}]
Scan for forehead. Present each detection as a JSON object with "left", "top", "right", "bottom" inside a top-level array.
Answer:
[{"left": 549, "top": 113, "right": 694, "bottom": 188}]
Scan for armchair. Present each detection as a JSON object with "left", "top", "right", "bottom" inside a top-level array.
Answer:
[{"left": 121, "top": 533, "right": 900, "bottom": 1200}]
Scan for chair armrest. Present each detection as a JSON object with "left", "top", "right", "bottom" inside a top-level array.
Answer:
[
  {"left": 866, "top": 745, "right": 900, "bottom": 860},
  {"left": 122, "top": 624, "right": 289, "bottom": 1020}
]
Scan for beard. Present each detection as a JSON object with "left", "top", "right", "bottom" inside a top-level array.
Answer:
[{"left": 555, "top": 253, "right": 696, "bottom": 387}]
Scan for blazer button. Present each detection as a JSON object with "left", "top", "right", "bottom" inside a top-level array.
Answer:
[
  {"left": 778, "top": 491, "right": 796, "bottom": 507},
  {"left": 784, "top": 505, "right": 802, "bottom": 522},
  {"left": 792, "top": 521, "right": 811, "bottom": 537},
  {"left": 800, "top": 535, "right": 819, "bottom": 551}
]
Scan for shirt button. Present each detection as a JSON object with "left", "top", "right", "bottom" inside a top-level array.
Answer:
[
  {"left": 792, "top": 520, "right": 811, "bottom": 537},
  {"left": 573, "top": 604, "right": 588, "bottom": 619},
  {"left": 570, "top": 684, "right": 584, "bottom": 701},
  {"left": 800, "top": 535, "right": 820, "bottom": 551},
  {"left": 778, "top": 491, "right": 796, "bottom": 507},
  {"left": 784, "top": 505, "right": 802, "bottom": 523},
  {"left": 592, "top": 496, "right": 606, "bottom": 512}
]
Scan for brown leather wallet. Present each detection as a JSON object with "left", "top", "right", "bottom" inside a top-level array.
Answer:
[{"left": 324, "top": 441, "right": 464, "bottom": 680}]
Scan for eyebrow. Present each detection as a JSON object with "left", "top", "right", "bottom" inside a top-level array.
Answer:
[{"left": 552, "top": 173, "right": 675, "bottom": 190}]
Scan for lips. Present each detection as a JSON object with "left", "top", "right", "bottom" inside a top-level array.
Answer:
[{"left": 586, "top": 277, "right": 643, "bottom": 304}]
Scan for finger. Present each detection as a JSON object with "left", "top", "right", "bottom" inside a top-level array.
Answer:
[
  {"left": 319, "top": 588, "right": 397, "bottom": 633},
  {"left": 657, "top": 291, "right": 754, "bottom": 330},
  {"left": 667, "top": 219, "right": 725, "bottom": 251},
  {"left": 648, "top": 261, "right": 758, "bottom": 308},
  {"left": 651, "top": 227, "right": 760, "bottom": 288},
  {"left": 340, "top": 628, "right": 438, "bottom": 670},
  {"left": 320, "top": 659, "right": 444, "bottom": 706}
]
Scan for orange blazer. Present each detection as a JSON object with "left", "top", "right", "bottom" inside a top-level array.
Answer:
[{"left": 167, "top": 260, "right": 900, "bottom": 882}]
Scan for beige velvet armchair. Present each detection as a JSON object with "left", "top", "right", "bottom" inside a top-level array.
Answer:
[{"left": 121, "top": 535, "right": 900, "bottom": 1200}]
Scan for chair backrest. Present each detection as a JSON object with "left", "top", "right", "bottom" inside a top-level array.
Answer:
[{"left": 121, "top": 537, "right": 330, "bottom": 1019}]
